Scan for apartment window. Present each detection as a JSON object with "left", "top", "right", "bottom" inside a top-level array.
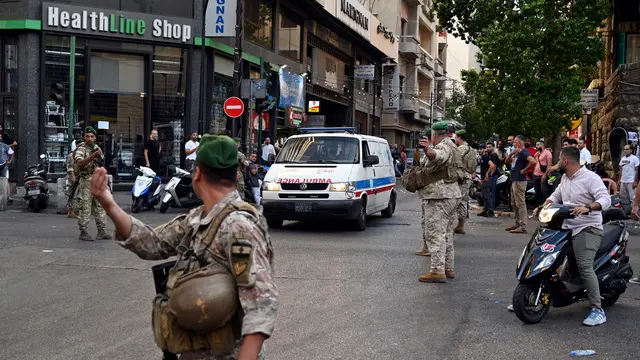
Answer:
[
  {"left": 278, "top": 8, "right": 303, "bottom": 62},
  {"left": 245, "top": 0, "right": 274, "bottom": 49}
]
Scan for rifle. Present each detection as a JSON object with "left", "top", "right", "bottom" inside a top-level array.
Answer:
[
  {"left": 65, "top": 178, "right": 78, "bottom": 210},
  {"left": 152, "top": 261, "right": 178, "bottom": 360}
]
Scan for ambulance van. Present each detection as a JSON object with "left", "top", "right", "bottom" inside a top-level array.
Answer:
[{"left": 261, "top": 128, "right": 397, "bottom": 231}]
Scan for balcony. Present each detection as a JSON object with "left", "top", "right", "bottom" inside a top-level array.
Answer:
[
  {"left": 419, "top": 5, "right": 436, "bottom": 29},
  {"left": 400, "top": 95, "right": 419, "bottom": 113},
  {"left": 418, "top": 48, "right": 434, "bottom": 75},
  {"left": 434, "top": 59, "right": 445, "bottom": 76},
  {"left": 404, "top": 0, "right": 424, "bottom": 5},
  {"left": 417, "top": 98, "right": 430, "bottom": 123},
  {"left": 399, "top": 37, "right": 421, "bottom": 59}
]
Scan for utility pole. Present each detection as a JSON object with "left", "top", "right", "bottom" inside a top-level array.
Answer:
[
  {"left": 230, "top": 0, "right": 244, "bottom": 136},
  {"left": 199, "top": 0, "right": 209, "bottom": 134}
]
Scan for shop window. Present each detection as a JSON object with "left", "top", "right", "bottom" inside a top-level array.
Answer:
[
  {"left": 211, "top": 75, "right": 233, "bottom": 134},
  {"left": 43, "top": 35, "right": 87, "bottom": 180},
  {"left": 626, "top": 34, "right": 640, "bottom": 64},
  {"left": 3, "top": 37, "right": 18, "bottom": 93},
  {"left": 245, "top": 0, "right": 274, "bottom": 49},
  {"left": 278, "top": 8, "right": 302, "bottom": 62},
  {"left": 152, "top": 46, "right": 188, "bottom": 176}
]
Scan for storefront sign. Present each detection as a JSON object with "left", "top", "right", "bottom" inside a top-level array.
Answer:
[
  {"left": 303, "top": 115, "right": 326, "bottom": 127},
  {"left": 382, "top": 64, "right": 400, "bottom": 112},
  {"left": 205, "top": 0, "right": 238, "bottom": 37},
  {"left": 354, "top": 65, "right": 375, "bottom": 80},
  {"left": 286, "top": 105, "right": 305, "bottom": 127},
  {"left": 335, "top": 0, "right": 371, "bottom": 41},
  {"left": 308, "top": 100, "right": 320, "bottom": 113},
  {"left": 376, "top": 23, "right": 395, "bottom": 43},
  {"left": 42, "top": 3, "right": 194, "bottom": 44}
]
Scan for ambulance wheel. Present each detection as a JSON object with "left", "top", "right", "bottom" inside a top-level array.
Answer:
[
  {"left": 266, "top": 217, "right": 283, "bottom": 229},
  {"left": 352, "top": 201, "right": 367, "bottom": 231},
  {"left": 381, "top": 191, "right": 396, "bottom": 218}
]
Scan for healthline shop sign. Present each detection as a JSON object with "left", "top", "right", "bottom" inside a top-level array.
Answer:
[{"left": 42, "top": 3, "right": 194, "bottom": 44}]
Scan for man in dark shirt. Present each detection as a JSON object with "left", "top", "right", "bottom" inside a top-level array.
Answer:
[
  {"left": 0, "top": 124, "right": 16, "bottom": 147},
  {"left": 144, "top": 129, "right": 161, "bottom": 174},
  {"left": 479, "top": 143, "right": 500, "bottom": 217},
  {"left": 505, "top": 135, "right": 537, "bottom": 233}
]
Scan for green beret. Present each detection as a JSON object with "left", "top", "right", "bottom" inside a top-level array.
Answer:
[
  {"left": 423, "top": 129, "right": 432, "bottom": 137},
  {"left": 197, "top": 135, "right": 238, "bottom": 169},
  {"left": 455, "top": 129, "right": 466, "bottom": 136},
  {"left": 431, "top": 121, "right": 449, "bottom": 131},
  {"left": 84, "top": 126, "right": 97, "bottom": 135},
  {"left": 233, "top": 137, "right": 241, "bottom": 143}
]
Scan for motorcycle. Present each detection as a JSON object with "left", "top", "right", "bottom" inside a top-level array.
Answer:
[
  {"left": 512, "top": 204, "right": 633, "bottom": 324},
  {"left": 160, "top": 166, "right": 202, "bottom": 213},
  {"left": 23, "top": 154, "right": 50, "bottom": 213},
  {"left": 131, "top": 166, "right": 162, "bottom": 213}
]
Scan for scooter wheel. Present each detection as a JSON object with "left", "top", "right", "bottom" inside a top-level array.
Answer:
[
  {"left": 131, "top": 198, "right": 143, "bottom": 213},
  {"left": 512, "top": 283, "right": 551, "bottom": 324},
  {"left": 602, "top": 294, "right": 620, "bottom": 307},
  {"left": 160, "top": 202, "right": 171, "bottom": 214}
]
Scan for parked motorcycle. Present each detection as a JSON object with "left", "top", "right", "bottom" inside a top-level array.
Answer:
[
  {"left": 160, "top": 166, "right": 202, "bottom": 213},
  {"left": 512, "top": 204, "right": 634, "bottom": 324},
  {"left": 131, "top": 166, "right": 162, "bottom": 213},
  {"left": 23, "top": 154, "right": 50, "bottom": 213}
]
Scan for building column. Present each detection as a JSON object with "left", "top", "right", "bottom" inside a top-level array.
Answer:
[{"left": 16, "top": 32, "right": 40, "bottom": 186}]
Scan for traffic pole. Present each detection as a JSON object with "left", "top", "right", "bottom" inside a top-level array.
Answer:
[
  {"left": 231, "top": 0, "right": 244, "bottom": 136},
  {"left": 258, "top": 57, "right": 264, "bottom": 162},
  {"left": 68, "top": 36, "right": 76, "bottom": 151}
]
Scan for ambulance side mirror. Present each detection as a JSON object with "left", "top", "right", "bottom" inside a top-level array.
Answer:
[{"left": 363, "top": 155, "right": 379, "bottom": 167}]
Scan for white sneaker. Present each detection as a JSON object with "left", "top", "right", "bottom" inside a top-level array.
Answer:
[
  {"left": 507, "top": 304, "right": 514, "bottom": 312},
  {"left": 629, "top": 277, "right": 640, "bottom": 285}
]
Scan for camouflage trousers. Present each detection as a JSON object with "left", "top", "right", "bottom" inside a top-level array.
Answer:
[
  {"left": 237, "top": 180, "right": 245, "bottom": 201},
  {"left": 457, "top": 180, "right": 471, "bottom": 220},
  {"left": 76, "top": 177, "right": 107, "bottom": 232},
  {"left": 422, "top": 198, "right": 459, "bottom": 274}
]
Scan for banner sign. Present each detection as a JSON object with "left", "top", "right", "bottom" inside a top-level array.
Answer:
[
  {"left": 382, "top": 63, "right": 400, "bottom": 112},
  {"left": 354, "top": 65, "right": 375, "bottom": 80},
  {"left": 205, "top": 0, "right": 238, "bottom": 37}
]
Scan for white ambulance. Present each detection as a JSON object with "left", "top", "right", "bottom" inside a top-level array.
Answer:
[{"left": 261, "top": 128, "right": 397, "bottom": 231}]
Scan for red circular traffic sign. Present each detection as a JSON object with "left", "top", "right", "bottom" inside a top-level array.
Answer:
[{"left": 223, "top": 97, "right": 245, "bottom": 118}]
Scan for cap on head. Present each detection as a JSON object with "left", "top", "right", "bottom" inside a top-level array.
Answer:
[
  {"left": 196, "top": 135, "right": 238, "bottom": 169},
  {"left": 233, "top": 137, "right": 241, "bottom": 143},
  {"left": 455, "top": 129, "right": 467, "bottom": 139},
  {"left": 431, "top": 121, "right": 449, "bottom": 131},
  {"left": 423, "top": 129, "right": 432, "bottom": 137},
  {"left": 84, "top": 126, "right": 97, "bottom": 136}
]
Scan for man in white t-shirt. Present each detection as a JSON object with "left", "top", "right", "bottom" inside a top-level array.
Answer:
[
  {"left": 184, "top": 132, "right": 199, "bottom": 172},
  {"left": 261, "top": 137, "right": 276, "bottom": 166},
  {"left": 579, "top": 138, "right": 592, "bottom": 165},
  {"left": 619, "top": 144, "right": 639, "bottom": 202}
]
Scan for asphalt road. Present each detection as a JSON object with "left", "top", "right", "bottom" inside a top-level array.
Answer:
[{"left": 1, "top": 190, "right": 639, "bottom": 360}]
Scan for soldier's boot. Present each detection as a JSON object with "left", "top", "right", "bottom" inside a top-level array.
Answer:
[
  {"left": 96, "top": 229, "right": 112, "bottom": 240},
  {"left": 415, "top": 248, "right": 430, "bottom": 256},
  {"left": 445, "top": 270, "right": 455, "bottom": 279},
  {"left": 67, "top": 208, "right": 78, "bottom": 218},
  {"left": 418, "top": 272, "right": 447, "bottom": 283},
  {"left": 79, "top": 231, "right": 94, "bottom": 242},
  {"left": 454, "top": 219, "right": 466, "bottom": 234}
]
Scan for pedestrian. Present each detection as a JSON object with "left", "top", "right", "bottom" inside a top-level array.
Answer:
[
  {"left": 417, "top": 122, "right": 462, "bottom": 283},
  {"left": 88, "top": 134, "right": 279, "bottom": 359},
  {"left": 399, "top": 144, "right": 407, "bottom": 174},
  {"left": 413, "top": 146, "right": 421, "bottom": 167},
  {"left": 0, "top": 124, "right": 16, "bottom": 148},
  {"left": 505, "top": 135, "right": 537, "bottom": 233},
  {"left": 184, "top": 131, "right": 199, "bottom": 172},
  {"left": 74, "top": 126, "right": 110, "bottom": 242},
  {"left": 247, "top": 163, "right": 262, "bottom": 206},
  {"left": 415, "top": 129, "right": 432, "bottom": 256},
  {"left": 144, "top": 129, "right": 161, "bottom": 174},
  {"left": 66, "top": 139, "right": 80, "bottom": 218},
  {"left": 454, "top": 130, "right": 477, "bottom": 234},
  {"left": 478, "top": 142, "right": 499, "bottom": 217},
  {"left": 579, "top": 137, "right": 592, "bottom": 165},
  {"left": 505, "top": 136, "right": 515, "bottom": 155},
  {"left": 495, "top": 140, "right": 507, "bottom": 164},
  {"left": 0, "top": 133, "right": 14, "bottom": 178},
  {"left": 618, "top": 144, "right": 638, "bottom": 204},
  {"left": 532, "top": 140, "right": 552, "bottom": 215},
  {"left": 236, "top": 137, "right": 249, "bottom": 201},
  {"left": 261, "top": 137, "right": 276, "bottom": 166}
]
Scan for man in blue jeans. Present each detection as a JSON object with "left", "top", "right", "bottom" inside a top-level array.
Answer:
[{"left": 479, "top": 142, "right": 500, "bottom": 217}]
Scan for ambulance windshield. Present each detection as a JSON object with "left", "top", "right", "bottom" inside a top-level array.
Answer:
[{"left": 276, "top": 136, "right": 360, "bottom": 164}]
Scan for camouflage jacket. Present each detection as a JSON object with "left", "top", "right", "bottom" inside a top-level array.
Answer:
[
  {"left": 115, "top": 191, "right": 278, "bottom": 360},
  {"left": 74, "top": 142, "right": 102, "bottom": 178},
  {"left": 418, "top": 138, "right": 462, "bottom": 200},
  {"left": 458, "top": 142, "right": 478, "bottom": 178},
  {"left": 237, "top": 151, "right": 248, "bottom": 184}
]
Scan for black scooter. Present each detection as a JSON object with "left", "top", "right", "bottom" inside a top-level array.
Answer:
[
  {"left": 159, "top": 166, "right": 202, "bottom": 213},
  {"left": 23, "top": 154, "right": 50, "bottom": 213},
  {"left": 512, "top": 204, "right": 633, "bottom": 324}
]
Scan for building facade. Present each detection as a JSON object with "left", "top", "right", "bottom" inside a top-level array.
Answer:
[
  {"left": 445, "top": 35, "right": 482, "bottom": 85},
  {"left": 0, "top": 0, "right": 390, "bottom": 185}
]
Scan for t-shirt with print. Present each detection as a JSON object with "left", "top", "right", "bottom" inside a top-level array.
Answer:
[
  {"left": 619, "top": 155, "right": 639, "bottom": 183},
  {"left": 511, "top": 148, "right": 531, "bottom": 182}
]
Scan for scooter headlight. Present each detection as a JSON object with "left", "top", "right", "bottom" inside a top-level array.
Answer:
[
  {"left": 534, "top": 252, "right": 560, "bottom": 272},
  {"left": 538, "top": 207, "right": 558, "bottom": 223}
]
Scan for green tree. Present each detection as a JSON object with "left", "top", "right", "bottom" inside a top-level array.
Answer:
[
  {"left": 445, "top": 85, "right": 491, "bottom": 144},
  {"left": 433, "top": 0, "right": 611, "bottom": 143}
]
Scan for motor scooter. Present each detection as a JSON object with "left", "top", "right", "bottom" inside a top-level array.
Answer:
[
  {"left": 131, "top": 166, "right": 162, "bottom": 213},
  {"left": 160, "top": 166, "right": 202, "bottom": 213},
  {"left": 512, "top": 204, "right": 633, "bottom": 324},
  {"left": 23, "top": 154, "right": 50, "bottom": 213}
]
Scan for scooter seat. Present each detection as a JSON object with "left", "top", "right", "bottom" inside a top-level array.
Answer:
[{"left": 597, "top": 223, "right": 624, "bottom": 256}]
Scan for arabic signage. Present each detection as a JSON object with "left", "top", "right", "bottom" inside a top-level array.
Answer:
[
  {"left": 205, "top": 0, "right": 237, "bottom": 37},
  {"left": 335, "top": 0, "right": 371, "bottom": 41},
  {"left": 303, "top": 115, "right": 326, "bottom": 127},
  {"left": 382, "top": 63, "right": 400, "bottom": 112},
  {"left": 286, "top": 105, "right": 305, "bottom": 128},
  {"left": 354, "top": 65, "right": 376, "bottom": 80},
  {"left": 376, "top": 23, "right": 395, "bottom": 43},
  {"left": 308, "top": 100, "right": 320, "bottom": 113},
  {"left": 580, "top": 89, "right": 599, "bottom": 110},
  {"left": 42, "top": 3, "right": 194, "bottom": 44}
]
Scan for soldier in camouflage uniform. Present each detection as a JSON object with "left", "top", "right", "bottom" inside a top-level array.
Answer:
[
  {"left": 89, "top": 135, "right": 278, "bottom": 360},
  {"left": 454, "top": 130, "right": 477, "bottom": 234},
  {"left": 66, "top": 140, "right": 80, "bottom": 218},
  {"left": 74, "top": 127, "right": 110, "bottom": 241},
  {"left": 417, "top": 122, "right": 462, "bottom": 283},
  {"left": 416, "top": 129, "right": 433, "bottom": 256},
  {"left": 235, "top": 137, "right": 249, "bottom": 201}
]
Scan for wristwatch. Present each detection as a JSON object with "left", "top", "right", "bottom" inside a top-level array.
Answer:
[{"left": 586, "top": 204, "right": 592, "bottom": 212}]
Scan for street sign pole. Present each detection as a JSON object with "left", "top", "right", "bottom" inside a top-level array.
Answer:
[
  {"left": 68, "top": 36, "right": 76, "bottom": 151},
  {"left": 258, "top": 57, "right": 264, "bottom": 162}
]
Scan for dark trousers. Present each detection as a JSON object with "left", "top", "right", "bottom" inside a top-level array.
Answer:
[
  {"left": 533, "top": 175, "right": 547, "bottom": 208},
  {"left": 482, "top": 174, "right": 499, "bottom": 211}
]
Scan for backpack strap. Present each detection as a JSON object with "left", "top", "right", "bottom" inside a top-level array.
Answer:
[{"left": 198, "top": 202, "right": 261, "bottom": 254}]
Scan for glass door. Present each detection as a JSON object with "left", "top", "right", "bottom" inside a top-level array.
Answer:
[{"left": 89, "top": 52, "right": 146, "bottom": 181}]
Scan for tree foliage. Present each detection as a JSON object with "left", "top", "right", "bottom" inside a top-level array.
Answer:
[{"left": 433, "top": 0, "right": 611, "bottom": 141}]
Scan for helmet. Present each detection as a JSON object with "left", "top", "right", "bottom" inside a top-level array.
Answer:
[{"left": 167, "top": 268, "right": 238, "bottom": 333}]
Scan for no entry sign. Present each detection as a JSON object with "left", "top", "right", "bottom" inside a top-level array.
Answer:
[{"left": 223, "top": 97, "right": 245, "bottom": 118}]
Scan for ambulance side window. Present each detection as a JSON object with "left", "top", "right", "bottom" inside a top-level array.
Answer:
[{"left": 362, "top": 141, "right": 371, "bottom": 164}]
